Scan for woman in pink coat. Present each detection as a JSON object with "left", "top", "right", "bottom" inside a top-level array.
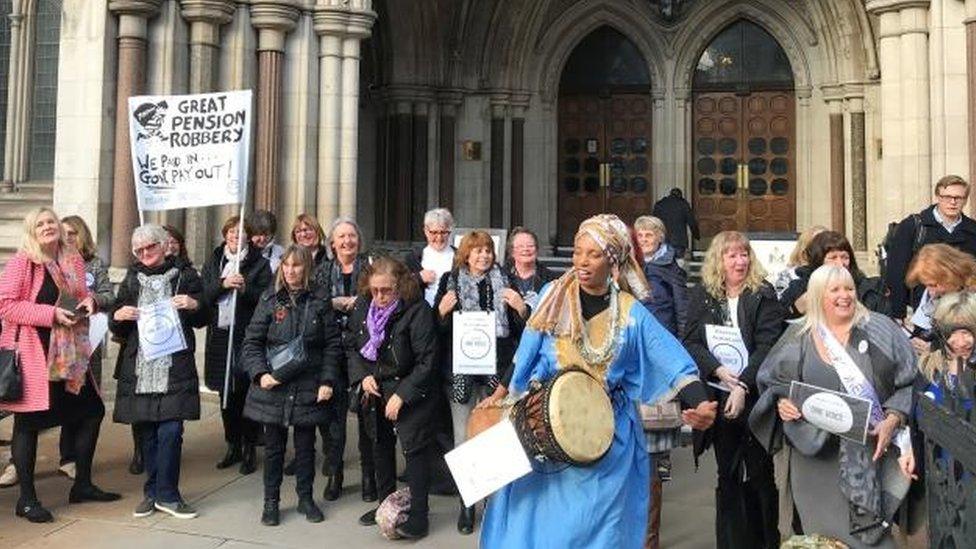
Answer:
[{"left": 0, "top": 207, "right": 119, "bottom": 522}]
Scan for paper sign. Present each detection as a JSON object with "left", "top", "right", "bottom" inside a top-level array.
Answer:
[
  {"left": 137, "top": 301, "right": 188, "bottom": 361},
  {"left": 790, "top": 381, "right": 873, "bottom": 445},
  {"left": 128, "top": 90, "right": 252, "bottom": 211},
  {"left": 453, "top": 311, "right": 497, "bottom": 375},
  {"left": 445, "top": 419, "right": 533, "bottom": 507},
  {"left": 705, "top": 324, "right": 749, "bottom": 392},
  {"left": 87, "top": 313, "right": 109, "bottom": 357}
]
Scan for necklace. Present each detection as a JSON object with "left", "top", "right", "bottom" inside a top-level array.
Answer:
[{"left": 577, "top": 282, "right": 622, "bottom": 365}]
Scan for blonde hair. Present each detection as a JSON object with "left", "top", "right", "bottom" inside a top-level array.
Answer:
[
  {"left": 701, "top": 231, "right": 767, "bottom": 299},
  {"left": 275, "top": 245, "right": 313, "bottom": 293},
  {"left": 60, "top": 215, "right": 96, "bottom": 261},
  {"left": 906, "top": 243, "right": 976, "bottom": 290},
  {"left": 801, "top": 265, "right": 870, "bottom": 334},
  {"left": 633, "top": 215, "right": 666, "bottom": 239},
  {"left": 788, "top": 225, "right": 828, "bottom": 267},
  {"left": 934, "top": 174, "right": 969, "bottom": 197},
  {"left": 22, "top": 207, "right": 64, "bottom": 263},
  {"left": 924, "top": 292, "right": 976, "bottom": 379}
]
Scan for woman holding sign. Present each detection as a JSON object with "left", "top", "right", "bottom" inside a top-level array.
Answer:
[
  {"left": 201, "top": 215, "right": 271, "bottom": 474},
  {"left": 683, "top": 230, "right": 785, "bottom": 549},
  {"left": 750, "top": 265, "right": 917, "bottom": 548},
  {"left": 0, "top": 207, "right": 118, "bottom": 523},
  {"left": 241, "top": 245, "right": 341, "bottom": 526},
  {"left": 480, "top": 214, "right": 715, "bottom": 548},
  {"left": 111, "top": 224, "right": 208, "bottom": 520},
  {"left": 433, "top": 230, "right": 528, "bottom": 534}
]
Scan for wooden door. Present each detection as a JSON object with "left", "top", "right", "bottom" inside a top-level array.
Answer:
[
  {"left": 557, "top": 94, "right": 653, "bottom": 245},
  {"left": 692, "top": 91, "right": 796, "bottom": 236}
]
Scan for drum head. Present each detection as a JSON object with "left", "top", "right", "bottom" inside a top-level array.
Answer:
[{"left": 548, "top": 370, "right": 614, "bottom": 463}]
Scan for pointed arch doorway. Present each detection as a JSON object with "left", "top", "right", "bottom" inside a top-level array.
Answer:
[
  {"left": 692, "top": 20, "right": 796, "bottom": 236},
  {"left": 556, "top": 27, "right": 654, "bottom": 246}
]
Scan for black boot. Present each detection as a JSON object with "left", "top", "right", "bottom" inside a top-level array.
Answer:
[
  {"left": 396, "top": 511, "right": 429, "bottom": 539},
  {"left": 261, "top": 499, "right": 279, "bottom": 526},
  {"left": 361, "top": 474, "right": 376, "bottom": 502},
  {"left": 323, "top": 472, "right": 343, "bottom": 501},
  {"left": 457, "top": 499, "right": 475, "bottom": 535},
  {"left": 297, "top": 496, "right": 324, "bottom": 523},
  {"left": 216, "top": 443, "right": 242, "bottom": 469},
  {"left": 358, "top": 507, "right": 378, "bottom": 526},
  {"left": 239, "top": 443, "right": 257, "bottom": 475},
  {"left": 129, "top": 432, "right": 144, "bottom": 475},
  {"left": 15, "top": 499, "right": 53, "bottom": 523}
]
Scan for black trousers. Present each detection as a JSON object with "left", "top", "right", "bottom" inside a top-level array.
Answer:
[
  {"left": 220, "top": 379, "right": 257, "bottom": 446},
  {"left": 370, "top": 407, "right": 431, "bottom": 521},
  {"left": 14, "top": 411, "right": 103, "bottom": 504},
  {"left": 712, "top": 416, "right": 779, "bottom": 549},
  {"left": 264, "top": 424, "right": 315, "bottom": 501},
  {"left": 316, "top": 389, "right": 349, "bottom": 476}
]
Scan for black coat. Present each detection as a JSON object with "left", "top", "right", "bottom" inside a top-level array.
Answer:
[
  {"left": 884, "top": 205, "right": 976, "bottom": 318},
  {"left": 683, "top": 283, "right": 786, "bottom": 392},
  {"left": 241, "top": 285, "right": 342, "bottom": 427},
  {"left": 432, "top": 269, "right": 525, "bottom": 387},
  {"left": 652, "top": 194, "right": 701, "bottom": 251},
  {"left": 201, "top": 244, "right": 273, "bottom": 392},
  {"left": 111, "top": 259, "right": 208, "bottom": 424},
  {"left": 346, "top": 296, "right": 440, "bottom": 453},
  {"left": 641, "top": 246, "right": 689, "bottom": 336}
]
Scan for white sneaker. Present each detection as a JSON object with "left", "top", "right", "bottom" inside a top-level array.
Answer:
[
  {"left": 0, "top": 463, "right": 17, "bottom": 488},
  {"left": 59, "top": 462, "right": 77, "bottom": 480}
]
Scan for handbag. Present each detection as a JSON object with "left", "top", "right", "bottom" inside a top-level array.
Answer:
[
  {"left": 265, "top": 300, "right": 310, "bottom": 382},
  {"left": 0, "top": 324, "right": 24, "bottom": 402},
  {"left": 0, "top": 265, "right": 32, "bottom": 402},
  {"left": 640, "top": 400, "right": 683, "bottom": 431}
]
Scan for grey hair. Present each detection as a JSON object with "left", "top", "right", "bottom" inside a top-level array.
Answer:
[
  {"left": 633, "top": 215, "right": 666, "bottom": 238},
  {"left": 328, "top": 216, "right": 363, "bottom": 255},
  {"left": 801, "top": 264, "right": 869, "bottom": 333},
  {"left": 131, "top": 223, "right": 169, "bottom": 256},
  {"left": 423, "top": 208, "right": 454, "bottom": 229}
]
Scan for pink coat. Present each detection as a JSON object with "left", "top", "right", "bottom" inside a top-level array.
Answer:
[{"left": 0, "top": 250, "right": 89, "bottom": 413}]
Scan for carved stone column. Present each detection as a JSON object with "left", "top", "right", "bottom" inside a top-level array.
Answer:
[
  {"left": 847, "top": 94, "right": 868, "bottom": 251},
  {"left": 251, "top": 1, "right": 299, "bottom": 212},
  {"left": 489, "top": 95, "right": 508, "bottom": 228},
  {"left": 313, "top": 1, "right": 376, "bottom": 223},
  {"left": 966, "top": 0, "right": 976, "bottom": 214},
  {"left": 1, "top": 9, "right": 26, "bottom": 191},
  {"left": 437, "top": 90, "right": 462, "bottom": 212},
  {"left": 179, "top": 0, "right": 236, "bottom": 263},
  {"left": 108, "top": 0, "right": 163, "bottom": 267},
  {"left": 826, "top": 94, "right": 846, "bottom": 235},
  {"left": 510, "top": 95, "right": 528, "bottom": 227}
]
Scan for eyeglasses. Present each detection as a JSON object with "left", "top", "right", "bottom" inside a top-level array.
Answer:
[
  {"left": 294, "top": 227, "right": 315, "bottom": 235},
  {"left": 426, "top": 229, "right": 450, "bottom": 236},
  {"left": 369, "top": 286, "right": 397, "bottom": 296},
  {"left": 939, "top": 194, "right": 967, "bottom": 203},
  {"left": 132, "top": 242, "right": 160, "bottom": 256}
]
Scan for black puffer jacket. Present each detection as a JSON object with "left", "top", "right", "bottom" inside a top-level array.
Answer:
[
  {"left": 201, "top": 244, "right": 272, "bottom": 392},
  {"left": 111, "top": 259, "right": 208, "bottom": 424},
  {"left": 241, "top": 284, "right": 341, "bottom": 426},
  {"left": 346, "top": 295, "right": 440, "bottom": 453}
]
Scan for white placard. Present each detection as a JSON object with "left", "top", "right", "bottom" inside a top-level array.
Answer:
[
  {"left": 452, "top": 311, "right": 497, "bottom": 375},
  {"left": 445, "top": 419, "right": 533, "bottom": 507},
  {"left": 128, "top": 90, "right": 252, "bottom": 211},
  {"left": 789, "top": 381, "right": 873, "bottom": 445},
  {"left": 87, "top": 313, "right": 109, "bottom": 358},
  {"left": 138, "top": 301, "right": 188, "bottom": 361},
  {"left": 749, "top": 238, "right": 797, "bottom": 284},
  {"left": 705, "top": 324, "right": 749, "bottom": 392},
  {"left": 217, "top": 293, "right": 235, "bottom": 329}
]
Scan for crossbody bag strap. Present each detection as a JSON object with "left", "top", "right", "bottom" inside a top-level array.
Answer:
[{"left": 13, "top": 262, "right": 38, "bottom": 347}]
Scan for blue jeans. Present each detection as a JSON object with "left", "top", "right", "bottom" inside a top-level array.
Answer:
[{"left": 140, "top": 420, "right": 184, "bottom": 503}]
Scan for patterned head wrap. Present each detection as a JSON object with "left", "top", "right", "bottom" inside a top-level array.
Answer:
[{"left": 528, "top": 214, "right": 649, "bottom": 339}]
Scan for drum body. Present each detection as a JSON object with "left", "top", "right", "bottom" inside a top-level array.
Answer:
[{"left": 511, "top": 368, "right": 614, "bottom": 465}]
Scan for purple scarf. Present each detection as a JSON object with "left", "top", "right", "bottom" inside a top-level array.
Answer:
[{"left": 360, "top": 299, "right": 400, "bottom": 361}]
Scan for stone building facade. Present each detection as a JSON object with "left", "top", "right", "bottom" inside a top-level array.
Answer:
[{"left": 2, "top": 0, "right": 975, "bottom": 267}]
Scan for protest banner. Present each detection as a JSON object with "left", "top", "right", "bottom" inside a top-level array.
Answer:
[{"left": 127, "top": 90, "right": 252, "bottom": 212}]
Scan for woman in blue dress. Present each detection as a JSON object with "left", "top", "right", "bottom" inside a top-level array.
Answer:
[{"left": 480, "top": 214, "right": 717, "bottom": 548}]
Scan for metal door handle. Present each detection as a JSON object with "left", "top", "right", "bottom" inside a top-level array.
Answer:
[{"left": 737, "top": 163, "right": 747, "bottom": 194}]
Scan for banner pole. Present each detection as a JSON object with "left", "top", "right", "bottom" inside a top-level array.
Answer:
[{"left": 221, "top": 201, "right": 248, "bottom": 410}]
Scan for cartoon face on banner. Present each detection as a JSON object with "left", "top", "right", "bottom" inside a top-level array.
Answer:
[{"left": 133, "top": 101, "right": 169, "bottom": 142}]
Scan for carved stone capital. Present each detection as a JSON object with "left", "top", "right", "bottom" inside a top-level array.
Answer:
[
  {"left": 865, "top": 0, "right": 930, "bottom": 16},
  {"left": 251, "top": 1, "right": 301, "bottom": 52},
  {"left": 108, "top": 0, "right": 164, "bottom": 18},
  {"left": 312, "top": 2, "right": 377, "bottom": 39},
  {"left": 179, "top": 0, "right": 236, "bottom": 26}
]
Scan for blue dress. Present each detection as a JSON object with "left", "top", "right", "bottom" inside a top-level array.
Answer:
[{"left": 480, "top": 292, "right": 700, "bottom": 549}]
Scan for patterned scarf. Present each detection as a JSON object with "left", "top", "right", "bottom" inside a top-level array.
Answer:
[
  {"left": 360, "top": 299, "right": 400, "bottom": 362},
  {"left": 451, "top": 265, "right": 510, "bottom": 337},
  {"left": 135, "top": 267, "right": 180, "bottom": 394},
  {"left": 331, "top": 255, "right": 363, "bottom": 297},
  {"left": 46, "top": 251, "right": 92, "bottom": 394},
  {"left": 529, "top": 213, "right": 648, "bottom": 339}
]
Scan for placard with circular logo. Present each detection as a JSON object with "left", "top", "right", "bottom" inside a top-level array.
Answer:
[
  {"left": 789, "top": 381, "right": 872, "bottom": 445},
  {"left": 452, "top": 311, "right": 497, "bottom": 375},
  {"left": 137, "top": 301, "right": 188, "bottom": 361}
]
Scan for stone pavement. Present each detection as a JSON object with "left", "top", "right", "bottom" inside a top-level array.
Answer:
[{"left": 0, "top": 382, "right": 717, "bottom": 549}]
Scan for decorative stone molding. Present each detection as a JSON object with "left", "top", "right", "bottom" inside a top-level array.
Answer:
[
  {"left": 179, "top": 0, "right": 236, "bottom": 47},
  {"left": 251, "top": 1, "right": 300, "bottom": 52},
  {"left": 865, "top": 0, "right": 931, "bottom": 16}
]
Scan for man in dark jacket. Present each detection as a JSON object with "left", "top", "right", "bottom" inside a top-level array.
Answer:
[
  {"left": 652, "top": 188, "right": 700, "bottom": 259},
  {"left": 884, "top": 175, "right": 976, "bottom": 320}
]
